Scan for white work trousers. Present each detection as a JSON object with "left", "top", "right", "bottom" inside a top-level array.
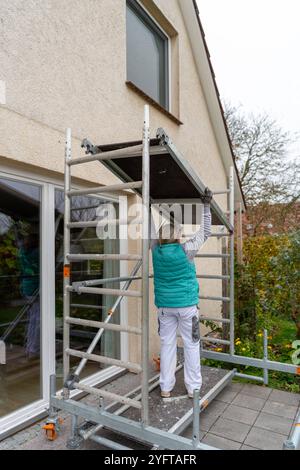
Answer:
[{"left": 158, "top": 305, "right": 202, "bottom": 393}]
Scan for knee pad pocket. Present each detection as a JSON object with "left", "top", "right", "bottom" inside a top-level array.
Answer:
[{"left": 192, "top": 316, "right": 200, "bottom": 343}]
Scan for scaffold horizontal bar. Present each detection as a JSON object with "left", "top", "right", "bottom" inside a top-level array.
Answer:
[
  {"left": 67, "top": 254, "right": 142, "bottom": 261},
  {"left": 73, "top": 382, "right": 142, "bottom": 409},
  {"left": 201, "top": 350, "right": 299, "bottom": 374},
  {"left": 195, "top": 254, "right": 230, "bottom": 258},
  {"left": 81, "top": 433, "right": 132, "bottom": 450},
  {"left": 210, "top": 232, "right": 231, "bottom": 237},
  {"left": 200, "top": 316, "right": 230, "bottom": 324},
  {"left": 199, "top": 295, "right": 230, "bottom": 302},
  {"left": 66, "top": 316, "right": 141, "bottom": 335},
  {"left": 67, "top": 286, "right": 142, "bottom": 298},
  {"left": 200, "top": 337, "right": 230, "bottom": 346},
  {"left": 69, "top": 144, "right": 143, "bottom": 166},
  {"left": 212, "top": 190, "right": 230, "bottom": 195},
  {"left": 235, "top": 372, "right": 264, "bottom": 383},
  {"left": 50, "top": 397, "right": 217, "bottom": 450},
  {"left": 197, "top": 274, "right": 230, "bottom": 280},
  {"left": 67, "top": 181, "right": 142, "bottom": 197},
  {"left": 69, "top": 144, "right": 166, "bottom": 166},
  {"left": 72, "top": 275, "right": 141, "bottom": 288},
  {"left": 66, "top": 348, "right": 142, "bottom": 373},
  {"left": 182, "top": 232, "right": 230, "bottom": 239}
]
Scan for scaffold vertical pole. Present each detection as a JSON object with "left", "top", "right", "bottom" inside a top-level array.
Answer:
[
  {"left": 63, "top": 128, "right": 72, "bottom": 388},
  {"left": 141, "top": 105, "right": 150, "bottom": 426},
  {"left": 229, "top": 166, "right": 235, "bottom": 355},
  {"left": 263, "top": 329, "right": 269, "bottom": 385}
]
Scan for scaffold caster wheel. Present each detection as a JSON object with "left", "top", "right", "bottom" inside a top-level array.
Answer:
[{"left": 43, "top": 418, "right": 62, "bottom": 441}]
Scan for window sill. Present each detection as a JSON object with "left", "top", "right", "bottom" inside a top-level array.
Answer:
[{"left": 126, "top": 81, "right": 183, "bottom": 126}]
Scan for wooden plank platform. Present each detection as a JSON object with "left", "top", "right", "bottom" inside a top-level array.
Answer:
[{"left": 120, "top": 365, "right": 230, "bottom": 431}]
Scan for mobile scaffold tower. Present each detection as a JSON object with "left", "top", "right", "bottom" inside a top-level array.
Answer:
[{"left": 46, "top": 106, "right": 300, "bottom": 450}]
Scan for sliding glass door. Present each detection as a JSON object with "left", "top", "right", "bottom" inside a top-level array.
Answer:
[
  {"left": 0, "top": 172, "right": 124, "bottom": 438},
  {"left": 0, "top": 177, "right": 41, "bottom": 418}
]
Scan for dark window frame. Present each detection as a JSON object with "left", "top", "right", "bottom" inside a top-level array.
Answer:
[{"left": 126, "top": 0, "right": 170, "bottom": 110}]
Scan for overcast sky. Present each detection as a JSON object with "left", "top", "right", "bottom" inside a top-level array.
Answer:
[{"left": 197, "top": 0, "right": 300, "bottom": 158}]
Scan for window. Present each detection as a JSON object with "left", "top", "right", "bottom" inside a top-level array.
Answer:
[{"left": 126, "top": 0, "right": 169, "bottom": 109}]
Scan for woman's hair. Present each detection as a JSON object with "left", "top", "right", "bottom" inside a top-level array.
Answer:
[{"left": 159, "top": 223, "right": 182, "bottom": 245}]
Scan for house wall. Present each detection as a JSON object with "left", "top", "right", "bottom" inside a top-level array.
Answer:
[{"left": 0, "top": 0, "right": 230, "bottom": 364}]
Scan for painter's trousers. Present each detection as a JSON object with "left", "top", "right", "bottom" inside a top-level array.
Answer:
[{"left": 158, "top": 305, "right": 202, "bottom": 393}]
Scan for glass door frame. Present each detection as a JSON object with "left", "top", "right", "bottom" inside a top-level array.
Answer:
[{"left": 0, "top": 167, "right": 128, "bottom": 440}]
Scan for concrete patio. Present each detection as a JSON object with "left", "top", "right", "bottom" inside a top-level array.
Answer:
[{"left": 0, "top": 371, "right": 299, "bottom": 451}]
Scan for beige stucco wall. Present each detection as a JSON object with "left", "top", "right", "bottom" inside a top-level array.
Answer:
[{"left": 0, "top": 0, "right": 230, "bottom": 364}]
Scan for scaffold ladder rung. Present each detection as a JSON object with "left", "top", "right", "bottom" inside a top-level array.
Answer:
[
  {"left": 66, "top": 316, "right": 142, "bottom": 335},
  {"left": 66, "top": 348, "right": 142, "bottom": 373},
  {"left": 69, "top": 144, "right": 166, "bottom": 167},
  {"left": 67, "top": 286, "right": 142, "bottom": 298},
  {"left": 73, "top": 382, "right": 142, "bottom": 409},
  {"left": 67, "top": 181, "right": 142, "bottom": 197},
  {"left": 69, "top": 144, "right": 143, "bottom": 166},
  {"left": 209, "top": 232, "right": 231, "bottom": 237}
]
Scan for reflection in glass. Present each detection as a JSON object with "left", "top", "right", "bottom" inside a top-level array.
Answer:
[
  {"left": 54, "top": 191, "right": 120, "bottom": 387},
  {"left": 126, "top": 0, "right": 168, "bottom": 108},
  {"left": 0, "top": 177, "right": 41, "bottom": 417}
]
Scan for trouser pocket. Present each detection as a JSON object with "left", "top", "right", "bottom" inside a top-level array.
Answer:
[{"left": 192, "top": 315, "right": 200, "bottom": 342}]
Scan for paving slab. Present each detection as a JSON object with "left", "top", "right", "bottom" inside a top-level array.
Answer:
[
  {"left": 209, "top": 417, "right": 251, "bottom": 443},
  {"left": 202, "top": 399, "right": 228, "bottom": 417},
  {"left": 227, "top": 382, "right": 244, "bottom": 393},
  {"left": 232, "top": 393, "right": 266, "bottom": 411},
  {"left": 244, "top": 426, "right": 287, "bottom": 450},
  {"left": 269, "top": 389, "right": 300, "bottom": 407},
  {"left": 216, "top": 388, "right": 239, "bottom": 404},
  {"left": 262, "top": 400, "right": 298, "bottom": 420},
  {"left": 222, "top": 404, "right": 259, "bottom": 426},
  {"left": 241, "top": 384, "right": 272, "bottom": 400},
  {"left": 201, "top": 432, "right": 241, "bottom": 450},
  {"left": 254, "top": 411, "right": 294, "bottom": 435},
  {"left": 198, "top": 412, "right": 220, "bottom": 432}
]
